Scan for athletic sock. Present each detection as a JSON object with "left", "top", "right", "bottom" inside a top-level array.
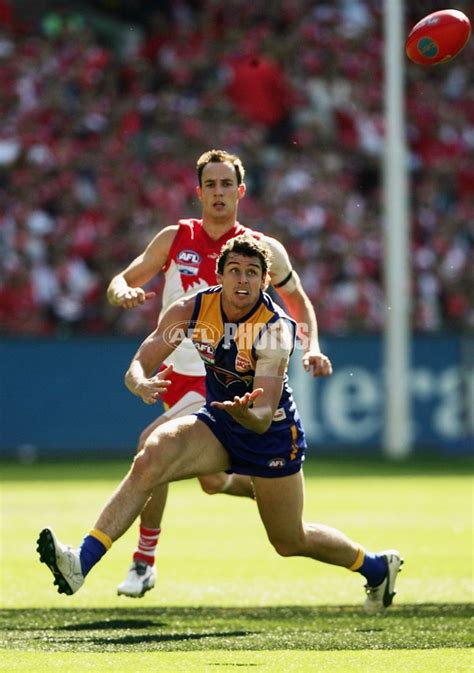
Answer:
[
  {"left": 79, "top": 529, "right": 112, "bottom": 577},
  {"left": 132, "top": 524, "right": 161, "bottom": 566},
  {"left": 349, "top": 546, "right": 387, "bottom": 587}
]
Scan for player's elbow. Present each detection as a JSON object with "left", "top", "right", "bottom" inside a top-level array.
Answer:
[
  {"left": 255, "top": 422, "right": 271, "bottom": 434},
  {"left": 124, "top": 368, "right": 138, "bottom": 395},
  {"left": 106, "top": 277, "right": 122, "bottom": 306},
  {"left": 252, "top": 413, "right": 273, "bottom": 434},
  {"left": 106, "top": 285, "right": 116, "bottom": 306}
]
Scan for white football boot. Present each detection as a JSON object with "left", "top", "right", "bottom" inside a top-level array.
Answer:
[
  {"left": 37, "top": 527, "right": 84, "bottom": 595},
  {"left": 364, "top": 549, "right": 403, "bottom": 615},
  {"left": 117, "top": 561, "right": 156, "bottom": 598}
]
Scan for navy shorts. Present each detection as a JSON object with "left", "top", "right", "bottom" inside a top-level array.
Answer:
[{"left": 194, "top": 404, "right": 306, "bottom": 478}]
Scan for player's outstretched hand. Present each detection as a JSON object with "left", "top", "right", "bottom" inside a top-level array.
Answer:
[
  {"left": 302, "top": 352, "right": 333, "bottom": 377},
  {"left": 114, "top": 287, "right": 156, "bottom": 309},
  {"left": 210, "top": 388, "right": 263, "bottom": 422},
  {"left": 138, "top": 364, "right": 173, "bottom": 405}
]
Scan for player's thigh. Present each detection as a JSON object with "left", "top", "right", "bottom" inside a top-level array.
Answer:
[
  {"left": 143, "top": 415, "right": 230, "bottom": 484},
  {"left": 253, "top": 471, "right": 305, "bottom": 542},
  {"left": 139, "top": 391, "right": 205, "bottom": 448}
]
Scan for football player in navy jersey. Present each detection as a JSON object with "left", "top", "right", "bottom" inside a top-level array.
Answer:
[
  {"left": 38, "top": 235, "right": 402, "bottom": 615},
  {"left": 107, "top": 149, "right": 333, "bottom": 597}
]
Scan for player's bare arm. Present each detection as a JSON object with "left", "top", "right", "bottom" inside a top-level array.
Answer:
[
  {"left": 125, "top": 295, "right": 195, "bottom": 404},
  {"left": 211, "top": 319, "right": 290, "bottom": 434},
  {"left": 107, "top": 225, "right": 179, "bottom": 308},
  {"left": 264, "top": 235, "right": 332, "bottom": 378}
]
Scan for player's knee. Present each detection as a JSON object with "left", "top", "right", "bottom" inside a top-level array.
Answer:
[
  {"left": 130, "top": 442, "right": 162, "bottom": 491},
  {"left": 269, "top": 536, "right": 302, "bottom": 558},
  {"left": 136, "top": 417, "right": 166, "bottom": 453},
  {"left": 130, "top": 449, "right": 151, "bottom": 484},
  {"left": 136, "top": 429, "right": 148, "bottom": 453},
  {"left": 199, "top": 474, "right": 229, "bottom": 495}
]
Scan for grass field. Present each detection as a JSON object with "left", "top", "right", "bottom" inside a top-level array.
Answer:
[{"left": 0, "top": 457, "right": 472, "bottom": 672}]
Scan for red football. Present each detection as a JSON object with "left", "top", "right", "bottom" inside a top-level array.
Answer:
[{"left": 406, "top": 9, "right": 471, "bottom": 65}]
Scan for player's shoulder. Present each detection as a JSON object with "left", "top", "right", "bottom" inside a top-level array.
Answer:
[
  {"left": 262, "top": 291, "right": 293, "bottom": 321},
  {"left": 170, "top": 218, "right": 205, "bottom": 244},
  {"left": 150, "top": 223, "right": 180, "bottom": 245},
  {"left": 257, "top": 234, "right": 293, "bottom": 285},
  {"left": 235, "top": 222, "right": 263, "bottom": 239},
  {"left": 162, "top": 218, "right": 202, "bottom": 239},
  {"left": 259, "top": 234, "right": 288, "bottom": 256},
  {"left": 264, "top": 290, "right": 297, "bottom": 330},
  {"left": 254, "top": 308, "right": 295, "bottom": 358},
  {"left": 143, "top": 225, "right": 176, "bottom": 262},
  {"left": 177, "top": 218, "right": 203, "bottom": 231},
  {"left": 235, "top": 228, "right": 290, "bottom": 266}
]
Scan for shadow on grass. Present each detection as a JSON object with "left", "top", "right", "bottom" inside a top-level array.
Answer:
[{"left": 0, "top": 604, "right": 472, "bottom": 652}]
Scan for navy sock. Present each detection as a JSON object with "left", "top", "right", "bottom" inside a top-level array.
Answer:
[
  {"left": 356, "top": 551, "right": 387, "bottom": 587},
  {"left": 79, "top": 535, "right": 108, "bottom": 577}
]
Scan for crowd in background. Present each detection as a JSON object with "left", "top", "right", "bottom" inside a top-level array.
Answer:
[{"left": 0, "top": 0, "right": 472, "bottom": 336}]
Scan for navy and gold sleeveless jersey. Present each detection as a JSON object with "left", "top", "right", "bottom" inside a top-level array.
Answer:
[{"left": 189, "top": 286, "right": 307, "bottom": 478}]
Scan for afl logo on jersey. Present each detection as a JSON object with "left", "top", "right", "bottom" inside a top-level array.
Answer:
[
  {"left": 195, "top": 341, "right": 215, "bottom": 363},
  {"left": 267, "top": 457, "right": 286, "bottom": 469},
  {"left": 177, "top": 249, "right": 201, "bottom": 276}
]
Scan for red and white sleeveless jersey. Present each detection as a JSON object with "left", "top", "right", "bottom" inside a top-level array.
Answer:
[{"left": 161, "top": 218, "right": 260, "bottom": 375}]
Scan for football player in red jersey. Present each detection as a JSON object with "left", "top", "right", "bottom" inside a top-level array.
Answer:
[{"left": 107, "top": 149, "right": 332, "bottom": 597}]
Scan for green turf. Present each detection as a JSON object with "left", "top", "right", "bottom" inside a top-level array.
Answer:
[
  {"left": 0, "top": 458, "right": 472, "bottom": 672},
  {"left": 1, "top": 649, "right": 472, "bottom": 673}
]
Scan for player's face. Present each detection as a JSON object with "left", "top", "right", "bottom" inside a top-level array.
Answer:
[
  {"left": 218, "top": 253, "right": 265, "bottom": 316},
  {"left": 196, "top": 161, "right": 245, "bottom": 222}
]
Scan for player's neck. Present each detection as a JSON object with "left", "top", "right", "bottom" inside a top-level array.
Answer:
[
  {"left": 220, "top": 294, "right": 260, "bottom": 323},
  {"left": 221, "top": 301, "right": 249, "bottom": 323},
  {"left": 202, "top": 215, "right": 237, "bottom": 241}
]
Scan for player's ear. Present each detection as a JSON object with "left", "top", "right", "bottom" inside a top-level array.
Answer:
[
  {"left": 238, "top": 183, "right": 246, "bottom": 199},
  {"left": 196, "top": 185, "right": 202, "bottom": 200},
  {"left": 262, "top": 272, "right": 270, "bottom": 290}
]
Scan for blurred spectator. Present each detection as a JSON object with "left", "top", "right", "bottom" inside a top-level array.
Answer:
[
  {"left": 0, "top": 0, "right": 13, "bottom": 31},
  {"left": 222, "top": 46, "right": 296, "bottom": 147},
  {"left": 0, "top": 0, "right": 472, "bottom": 336}
]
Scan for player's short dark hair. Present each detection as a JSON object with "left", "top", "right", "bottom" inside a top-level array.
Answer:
[
  {"left": 217, "top": 234, "right": 272, "bottom": 277},
  {"left": 196, "top": 149, "right": 245, "bottom": 186}
]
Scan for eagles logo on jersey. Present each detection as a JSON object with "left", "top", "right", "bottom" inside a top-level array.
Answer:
[{"left": 206, "top": 364, "right": 254, "bottom": 389}]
